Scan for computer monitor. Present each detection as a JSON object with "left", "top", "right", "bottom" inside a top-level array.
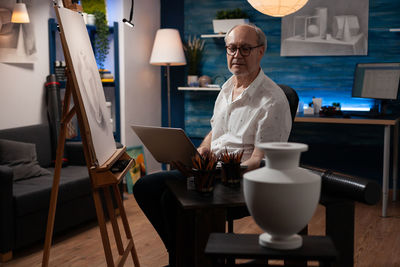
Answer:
[{"left": 352, "top": 62, "right": 400, "bottom": 100}]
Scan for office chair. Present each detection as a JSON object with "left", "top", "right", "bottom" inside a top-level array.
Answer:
[{"left": 226, "top": 84, "right": 299, "bottom": 233}]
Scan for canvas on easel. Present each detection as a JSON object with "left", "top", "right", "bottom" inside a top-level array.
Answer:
[
  {"left": 42, "top": 4, "right": 140, "bottom": 267},
  {"left": 57, "top": 6, "right": 115, "bottom": 166}
]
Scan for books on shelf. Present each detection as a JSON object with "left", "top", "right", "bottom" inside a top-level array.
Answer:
[{"left": 99, "top": 69, "right": 114, "bottom": 83}]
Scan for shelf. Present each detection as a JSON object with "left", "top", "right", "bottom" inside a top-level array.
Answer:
[
  {"left": 57, "top": 81, "right": 115, "bottom": 88},
  {"left": 200, "top": 33, "right": 225, "bottom": 38},
  {"left": 178, "top": 86, "right": 221, "bottom": 91},
  {"left": 389, "top": 28, "right": 400, "bottom": 32}
]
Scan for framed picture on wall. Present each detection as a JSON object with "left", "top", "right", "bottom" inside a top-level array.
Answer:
[
  {"left": 280, "top": 0, "right": 369, "bottom": 56},
  {"left": 0, "top": 0, "right": 37, "bottom": 63}
]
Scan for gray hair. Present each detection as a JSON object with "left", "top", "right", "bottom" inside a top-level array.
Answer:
[{"left": 224, "top": 23, "right": 267, "bottom": 47}]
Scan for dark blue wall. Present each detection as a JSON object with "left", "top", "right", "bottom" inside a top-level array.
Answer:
[
  {"left": 161, "top": 0, "right": 186, "bottom": 128},
  {"left": 182, "top": 0, "right": 400, "bottom": 139},
  {"left": 158, "top": 0, "right": 400, "bottom": 184}
]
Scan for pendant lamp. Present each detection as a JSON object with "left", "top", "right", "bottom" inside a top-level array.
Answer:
[{"left": 247, "top": 0, "right": 309, "bottom": 17}]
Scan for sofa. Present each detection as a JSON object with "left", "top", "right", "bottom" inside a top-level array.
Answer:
[{"left": 0, "top": 123, "right": 120, "bottom": 262}]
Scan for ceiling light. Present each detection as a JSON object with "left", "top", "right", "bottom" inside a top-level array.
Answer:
[{"left": 247, "top": 0, "right": 309, "bottom": 17}]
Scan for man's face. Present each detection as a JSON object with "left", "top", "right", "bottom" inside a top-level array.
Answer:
[{"left": 225, "top": 25, "right": 265, "bottom": 78}]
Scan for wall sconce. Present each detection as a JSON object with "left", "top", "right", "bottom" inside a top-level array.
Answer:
[
  {"left": 123, "top": 0, "right": 134, "bottom": 28},
  {"left": 247, "top": 0, "right": 309, "bottom": 17},
  {"left": 11, "top": 0, "right": 30, "bottom": 23}
]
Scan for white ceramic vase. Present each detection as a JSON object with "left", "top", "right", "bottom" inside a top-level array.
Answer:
[
  {"left": 243, "top": 142, "right": 321, "bottom": 250},
  {"left": 212, "top": 19, "right": 249, "bottom": 34},
  {"left": 187, "top": 75, "right": 199, "bottom": 87}
]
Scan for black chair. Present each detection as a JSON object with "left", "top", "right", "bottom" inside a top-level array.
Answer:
[{"left": 226, "top": 84, "right": 299, "bottom": 233}]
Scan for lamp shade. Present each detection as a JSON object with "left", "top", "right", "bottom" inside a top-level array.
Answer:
[
  {"left": 11, "top": 3, "right": 30, "bottom": 23},
  {"left": 150, "top": 29, "right": 186, "bottom": 66},
  {"left": 247, "top": 0, "right": 309, "bottom": 17}
]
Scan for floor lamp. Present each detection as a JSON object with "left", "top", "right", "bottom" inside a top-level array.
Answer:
[{"left": 150, "top": 29, "right": 186, "bottom": 127}]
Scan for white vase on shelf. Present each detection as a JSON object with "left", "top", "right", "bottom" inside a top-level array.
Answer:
[
  {"left": 86, "top": 14, "right": 95, "bottom": 25},
  {"left": 212, "top": 18, "right": 249, "bottom": 34},
  {"left": 243, "top": 142, "right": 321, "bottom": 250}
]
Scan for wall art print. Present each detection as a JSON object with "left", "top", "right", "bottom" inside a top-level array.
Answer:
[
  {"left": 281, "top": 0, "right": 369, "bottom": 56},
  {"left": 0, "top": 0, "right": 36, "bottom": 63}
]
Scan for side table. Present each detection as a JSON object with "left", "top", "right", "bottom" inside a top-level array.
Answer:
[
  {"left": 205, "top": 233, "right": 338, "bottom": 266},
  {"left": 166, "top": 179, "right": 246, "bottom": 267}
]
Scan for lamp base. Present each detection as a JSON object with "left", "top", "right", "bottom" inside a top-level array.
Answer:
[{"left": 259, "top": 233, "right": 302, "bottom": 250}]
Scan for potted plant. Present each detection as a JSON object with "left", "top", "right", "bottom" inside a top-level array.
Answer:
[
  {"left": 80, "top": 0, "right": 110, "bottom": 71},
  {"left": 184, "top": 36, "right": 205, "bottom": 86},
  {"left": 213, "top": 8, "right": 250, "bottom": 34},
  {"left": 93, "top": 11, "right": 110, "bottom": 71}
]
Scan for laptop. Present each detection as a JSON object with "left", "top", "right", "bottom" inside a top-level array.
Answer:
[{"left": 130, "top": 124, "right": 200, "bottom": 167}]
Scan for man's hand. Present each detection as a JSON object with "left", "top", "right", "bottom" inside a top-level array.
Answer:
[
  {"left": 171, "top": 161, "right": 192, "bottom": 177},
  {"left": 242, "top": 147, "right": 264, "bottom": 172},
  {"left": 197, "top": 131, "right": 212, "bottom": 156},
  {"left": 197, "top": 146, "right": 210, "bottom": 156}
]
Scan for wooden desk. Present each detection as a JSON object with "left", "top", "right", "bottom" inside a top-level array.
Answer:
[
  {"left": 166, "top": 179, "right": 245, "bottom": 267},
  {"left": 205, "top": 233, "right": 338, "bottom": 266},
  {"left": 295, "top": 114, "right": 400, "bottom": 217}
]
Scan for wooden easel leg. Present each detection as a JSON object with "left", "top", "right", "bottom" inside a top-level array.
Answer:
[
  {"left": 113, "top": 185, "right": 141, "bottom": 267},
  {"left": 42, "top": 86, "right": 75, "bottom": 267},
  {"left": 104, "top": 186, "right": 124, "bottom": 255},
  {"left": 93, "top": 189, "right": 115, "bottom": 267}
]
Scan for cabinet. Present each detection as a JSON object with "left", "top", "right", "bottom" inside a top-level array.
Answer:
[{"left": 48, "top": 18, "right": 121, "bottom": 142}]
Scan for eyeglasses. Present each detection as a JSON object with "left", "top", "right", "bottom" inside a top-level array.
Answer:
[{"left": 225, "top": 45, "right": 263, "bottom": 57}]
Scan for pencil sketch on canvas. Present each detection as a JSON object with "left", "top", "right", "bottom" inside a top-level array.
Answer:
[
  {"left": 281, "top": 0, "right": 369, "bottom": 56},
  {"left": 0, "top": 0, "right": 36, "bottom": 63},
  {"left": 57, "top": 7, "right": 116, "bottom": 166}
]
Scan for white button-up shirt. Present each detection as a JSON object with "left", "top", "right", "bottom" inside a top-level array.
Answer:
[{"left": 210, "top": 70, "right": 292, "bottom": 161}]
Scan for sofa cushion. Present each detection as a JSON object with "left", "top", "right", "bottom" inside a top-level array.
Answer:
[
  {"left": 12, "top": 166, "right": 91, "bottom": 216},
  {"left": 0, "top": 139, "right": 51, "bottom": 181},
  {"left": 0, "top": 124, "right": 53, "bottom": 167}
]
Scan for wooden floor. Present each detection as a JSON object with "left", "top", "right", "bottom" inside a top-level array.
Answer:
[{"left": 2, "top": 193, "right": 400, "bottom": 267}]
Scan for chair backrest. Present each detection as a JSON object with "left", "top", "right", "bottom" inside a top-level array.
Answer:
[
  {"left": 278, "top": 84, "right": 299, "bottom": 122},
  {"left": 258, "top": 84, "right": 299, "bottom": 168}
]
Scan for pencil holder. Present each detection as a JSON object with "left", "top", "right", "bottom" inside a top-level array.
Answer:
[
  {"left": 221, "top": 162, "right": 243, "bottom": 187},
  {"left": 191, "top": 152, "right": 218, "bottom": 194},
  {"left": 192, "top": 168, "right": 217, "bottom": 193},
  {"left": 220, "top": 149, "right": 245, "bottom": 187}
]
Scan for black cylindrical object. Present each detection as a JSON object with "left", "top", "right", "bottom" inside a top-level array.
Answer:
[
  {"left": 46, "top": 74, "right": 62, "bottom": 160},
  {"left": 304, "top": 165, "right": 381, "bottom": 205}
]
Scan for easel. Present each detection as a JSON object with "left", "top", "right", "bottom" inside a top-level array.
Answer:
[{"left": 42, "top": 3, "right": 140, "bottom": 267}]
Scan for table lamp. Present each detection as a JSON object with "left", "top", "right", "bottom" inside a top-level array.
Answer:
[{"left": 150, "top": 29, "right": 186, "bottom": 127}]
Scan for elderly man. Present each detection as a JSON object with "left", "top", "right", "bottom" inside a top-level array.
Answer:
[
  {"left": 133, "top": 24, "right": 291, "bottom": 266},
  {"left": 197, "top": 23, "right": 291, "bottom": 169}
]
